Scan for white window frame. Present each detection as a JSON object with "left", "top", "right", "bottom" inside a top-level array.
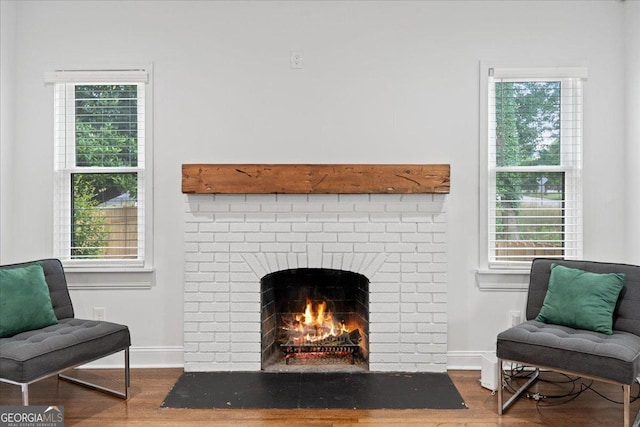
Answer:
[
  {"left": 46, "top": 67, "right": 153, "bottom": 272},
  {"left": 478, "top": 63, "right": 586, "bottom": 287}
]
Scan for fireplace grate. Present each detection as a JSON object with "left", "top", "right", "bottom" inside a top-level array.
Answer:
[{"left": 280, "top": 330, "right": 361, "bottom": 364}]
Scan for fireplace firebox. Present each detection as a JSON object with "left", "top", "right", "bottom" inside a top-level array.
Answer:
[{"left": 261, "top": 268, "right": 369, "bottom": 371}]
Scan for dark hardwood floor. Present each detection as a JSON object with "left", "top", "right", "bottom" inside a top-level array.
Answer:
[{"left": 0, "top": 369, "right": 638, "bottom": 426}]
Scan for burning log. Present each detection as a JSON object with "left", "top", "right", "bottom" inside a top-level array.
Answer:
[{"left": 279, "top": 297, "right": 363, "bottom": 364}]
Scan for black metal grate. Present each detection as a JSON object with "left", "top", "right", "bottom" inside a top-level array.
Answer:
[{"left": 281, "top": 330, "right": 361, "bottom": 364}]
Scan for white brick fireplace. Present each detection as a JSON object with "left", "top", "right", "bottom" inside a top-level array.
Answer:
[{"left": 183, "top": 193, "right": 448, "bottom": 372}]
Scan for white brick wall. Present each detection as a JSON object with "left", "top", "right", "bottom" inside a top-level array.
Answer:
[{"left": 184, "top": 194, "right": 448, "bottom": 372}]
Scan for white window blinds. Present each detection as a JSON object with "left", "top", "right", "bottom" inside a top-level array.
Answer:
[
  {"left": 487, "top": 67, "right": 586, "bottom": 269},
  {"left": 48, "top": 69, "right": 149, "bottom": 268}
]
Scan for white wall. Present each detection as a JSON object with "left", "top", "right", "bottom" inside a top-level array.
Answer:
[
  {"left": 625, "top": 1, "right": 640, "bottom": 264},
  {"left": 0, "top": 0, "right": 17, "bottom": 261},
  {"left": 2, "top": 0, "right": 630, "bottom": 368}
]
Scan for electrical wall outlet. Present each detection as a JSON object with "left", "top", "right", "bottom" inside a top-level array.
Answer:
[
  {"left": 93, "top": 307, "right": 106, "bottom": 321},
  {"left": 509, "top": 310, "right": 522, "bottom": 327},
  {"left": 290, "top": 51, "right": 303, "bottom": 69}
]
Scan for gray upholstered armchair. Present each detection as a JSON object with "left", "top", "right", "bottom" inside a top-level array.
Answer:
[
  {"left": 497, "top": 258, "right": 640, "bottom": 427},
  {"left": 0, "top": 259, "right": 130, "bottom": 405}
]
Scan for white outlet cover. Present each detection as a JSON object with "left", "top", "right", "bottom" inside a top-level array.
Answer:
[{"left": 290, "top": 51, "right": 303, "bottom": 69}]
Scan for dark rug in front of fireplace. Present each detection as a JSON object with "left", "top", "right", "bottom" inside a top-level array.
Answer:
[{"left": 161, "top": 372, "right": 466, "bottom": 410}]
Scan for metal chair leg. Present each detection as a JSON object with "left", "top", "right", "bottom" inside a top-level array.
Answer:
[
  {"left": 1, "top": 348, "right": 129, "bottom": 405},
  {"left": 497, "top": 358, "right": 540, "bottom": 414},
  {"left": 58, "top": 347, "right": 130, "bottom": 400},
  {"left": 624, "top": 384, "right": 630, "bottom": 427},
  {"left": 21, "top": 383, "right": 29, "bottom": 406},
  {"left": 497, "top": 358, "right": 503, "bottom": 415}
]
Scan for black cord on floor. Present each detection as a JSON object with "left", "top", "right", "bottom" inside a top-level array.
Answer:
[{"left": 501, "top": 364, "right": 640, "bottom": 407}]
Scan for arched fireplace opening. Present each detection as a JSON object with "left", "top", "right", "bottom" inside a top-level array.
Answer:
[{"left": 261, "top": 268, "right": 369, "bottom": 371}]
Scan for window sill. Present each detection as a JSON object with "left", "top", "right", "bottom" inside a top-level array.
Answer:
[
  {"left": 63, "top": 267, "right": 154, "bottom": 290},
  {"left": 61, "top": 258, "right": 149, "bottom": 272},
  {"left": 63, "top": 266, "right": 153, "bottom": 274},
  {"left": 475, "top": 269, "right": 530, "bottom": 291}
]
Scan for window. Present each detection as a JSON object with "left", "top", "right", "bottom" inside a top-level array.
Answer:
[
  {"left": 481, "top": 66, "right": 586, "bottom": 271},
  {"left": 46, "top": 69, "right": 151, "bottom": 270}
]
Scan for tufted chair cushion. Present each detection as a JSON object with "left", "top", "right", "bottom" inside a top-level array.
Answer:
[
  {"left": 0, "top": 318, "right": 130, "bottom": 383},
  {"left": 497, "top": 320, "right": 640, "bottom": 384}
]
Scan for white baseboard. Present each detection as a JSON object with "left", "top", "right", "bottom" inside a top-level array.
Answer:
[
  {"left": 80, "top": 346, "right": 184, "bottom": 369},
  {"left": 447, "top": 351, "right": 491, "bottom": 370},
  {"left": 81, "top": 348, "right": 488, "bottom": 371}
]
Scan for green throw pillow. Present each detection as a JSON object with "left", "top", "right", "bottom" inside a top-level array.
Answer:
[
  {"left": 535, "top": 264, "right": 625, "bottom": 335},
  {"left": 0, "top": 263, "right": 59, "bottom": 338}
]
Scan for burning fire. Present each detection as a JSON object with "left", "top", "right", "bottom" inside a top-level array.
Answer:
[{"left": 283, "top": 299, "right": 350, "bottom": 344}]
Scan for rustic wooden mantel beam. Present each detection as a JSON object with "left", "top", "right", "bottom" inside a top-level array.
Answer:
[{"left": 182, "top": 164, "right": 450, "bottom": 194}]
